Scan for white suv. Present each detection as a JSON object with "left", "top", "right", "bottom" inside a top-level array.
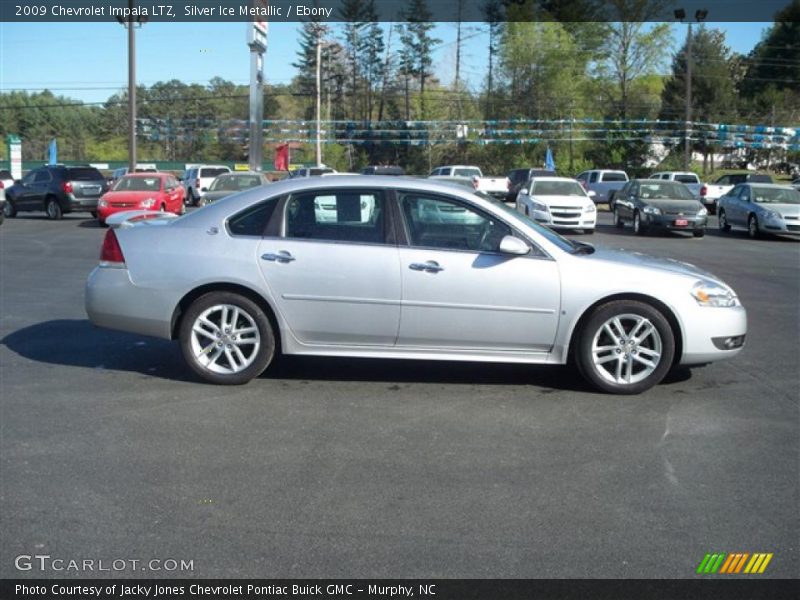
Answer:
[{"left": 183, "top": 165, "right": 231, "bottom": 206}]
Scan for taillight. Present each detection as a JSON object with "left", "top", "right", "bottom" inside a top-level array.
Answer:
[
  {"left": 62, "top": 181, "right": 73, "bottom": 194},
  {"left": 100, "top": 229, "right": 126, "bottom": 266},
  {"left": 700, "top": 185, "right": 707, "bottom": 197},
  {"left": 0, "top": 181, "right": 4, "bottom": 189}
]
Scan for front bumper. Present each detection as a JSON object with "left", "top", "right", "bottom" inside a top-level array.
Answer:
[
  {"left": 761, "top": 219, "right": 800, "bottom": 235},
  {"left": 680, "top": 304, "right": 747, "bottom": 365},
  {"left": 533, "top": 210, "right": 596, "bottom": 230},
  {"left": 644, "top": 213, "right": 708, "bottom": 231}
]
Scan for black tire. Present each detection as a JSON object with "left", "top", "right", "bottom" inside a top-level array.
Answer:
[
  {"left": 90, "top": 211, "right": 98, "bottom": 219},
  {"left": 179, "top": 291, "right": 276, "bottom": 385},
  {"left": 613, "top": 207, "right": 624, "bottom": 229},
  {"left": 584, "top": 228, "right": 595, "bottom": 235},
  {"left": 747, "top": 214, "right": 760, "bottom": 239},
  {"left": 0, "top": 210, "right": 4, "bottom": 225},
  {"left": 3, "top": 199, "right": 16, "bottom": 218},
  {"left": 45, "top": 197, "right": 63, "bottom": 220},
  {"left": 575, "top": 300, "right": 675, "bottom": 395},
  {"left": 718, "top": 209, "right": 731, "bottom": 232},
  {"left": 187, "top": 188, "right": 197, "bottom": 206},
  {"left": 693, "top": 228, "right": 705, "bottom": 238},
  {"left": 633, "top": 211, "right": 646, "bottom": 236}
]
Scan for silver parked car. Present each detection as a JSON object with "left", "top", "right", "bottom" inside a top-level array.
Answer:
[
  {"left": 717, "top": 184, "right": 800, "bottom": 238},
  {"left": 86, "top": 177, "right": 747, "bottom": 394}
]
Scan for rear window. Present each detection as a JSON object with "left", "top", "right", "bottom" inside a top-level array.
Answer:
[
  {"left": 674, "top": 174, "right": 700, "bottom": 184},
  {"left": 200, "top": 167, "right": 230, "bottom": 178},
  {"left": 67, "top": 167, "right": 104, "bottom": 181},
  {"left": 601, "top": 172, "right": 627, "bottom": 182}
]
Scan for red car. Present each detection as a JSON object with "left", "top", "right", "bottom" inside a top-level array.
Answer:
[{"left": 97, "top": 173, "right": 185, "bottom": 224}]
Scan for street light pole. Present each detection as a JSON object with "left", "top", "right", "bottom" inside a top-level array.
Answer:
[{"left": 127, "top": 0, "right": 136, "bottom": 173}]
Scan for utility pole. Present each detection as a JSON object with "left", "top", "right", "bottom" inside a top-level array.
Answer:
[
  {"left": 116, "top": 0, "right": 144, "bottom": 173},
  {"left": 316, "top": 31, "right": 322, "bottom": 166},
  {"left": 675, "top": 8, "right": 707, "bottom": 171}
]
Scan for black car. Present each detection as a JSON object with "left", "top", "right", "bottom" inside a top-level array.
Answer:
[
  {"left": 506, "top": 168, "right": 557, "bottom": 202},
  {"left": 612, "top": 179, "right": 709, "bottom": 238},
  {"left": 3, "top": 165, "right": 108, "bottom": 220},
  {"left": 360, "top": 165, "right": 405, "bottom": 176}
]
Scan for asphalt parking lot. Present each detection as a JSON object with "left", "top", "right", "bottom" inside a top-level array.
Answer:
[{"left": 1, "top": 210, "right": 798, "bottom": 579}]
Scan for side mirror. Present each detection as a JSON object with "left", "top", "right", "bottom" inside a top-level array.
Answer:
[
  {"left": 520, "top": 188, "right": 529, "bottom": 196},
  {"left": 499, "top": 235, "right": 530, "bottom": 256},
  {"left": 587, "top": 190, "right": 596, "bottom": 198}
]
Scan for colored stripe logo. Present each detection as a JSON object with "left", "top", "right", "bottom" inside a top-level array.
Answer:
[{"left": 697, "top": 553, "right": 773, "bottom": 574}]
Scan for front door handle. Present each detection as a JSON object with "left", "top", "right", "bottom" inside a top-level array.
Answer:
[
  {"left": 409, "top": 261, "right": 444, "bottom": 273},
  {"left": 261, "top": 251, "right": 296, "bottom": 263}
]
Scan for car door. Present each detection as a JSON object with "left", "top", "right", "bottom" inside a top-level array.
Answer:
[
  {"left": 257, "top": 188, "right": 401, "bottom": 346},
  {"left": 614, "top": 182, "right": 635, "bottom": 220},
  {"left": 27, "top": 169, "right": 52, "bottom": 210},
  {"left": 395, "top": 191, "right": 560, "bottom": 352}
]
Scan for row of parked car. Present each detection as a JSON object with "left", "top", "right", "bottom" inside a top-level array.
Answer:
[{"left": 2, "top": 163, "right": 799, "bottom": 239}]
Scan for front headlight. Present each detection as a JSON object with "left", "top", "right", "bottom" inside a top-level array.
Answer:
[
  {"left": 98, "top": 198, "right": 107, "bottom": 207},
  {"left": 584, "top": 203, "right": 596, "bottom": 213},
  {"left": 764, "top": 210, "right": 783, "bottom": 221},
  {"left": 697, "top": 207, "right": 708, "bottom": 217},
  {"left": 139, "top": 198, "right": 156, "bottom": 208},
  {"left": 690, "top": 280, "right": 739, "bottom": 307},
  {"left": 643, "top": 205, "right": 662, "bottom": 215},
  {"left": 532, "top": 202, "right": 549, "bottom": 212}
]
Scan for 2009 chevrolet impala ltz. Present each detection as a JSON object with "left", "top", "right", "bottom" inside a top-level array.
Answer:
[{"left": 85, "top": 176, "right": 747, "bottom": 394}]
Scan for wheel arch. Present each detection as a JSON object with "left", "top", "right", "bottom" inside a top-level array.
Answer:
[
  {"left": 566, "top": 293, "right": 683, "bottom": 366},
  {"left": 170, "top": 282, "right": 282, "bottom": 353}
]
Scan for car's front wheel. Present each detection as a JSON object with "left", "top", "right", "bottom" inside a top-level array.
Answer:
[
  {"left": 718, "top": 209, "right": 731, "bottom": 232},
  {"left": 575, "top": 300, "right": 675, "bottom": 394},
  {"left": 179, "top": 292, "right": 276, "bottom": 385},
  {"left": 633, "top": 211, "right": 646, "bottom": 236},
  {"left": 748, "top": 214, "right": 760, "bottom": 239},
  {"left": 613, "top": 207, "right": 624, "bottom": 228}
]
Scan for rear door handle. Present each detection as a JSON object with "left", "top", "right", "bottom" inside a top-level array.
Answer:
[
  {"left": 261, "top": 251, "right": 296, "bottom": 263},
  {"left": 409, "top": 261, "right": 444, "bottom": 273}
]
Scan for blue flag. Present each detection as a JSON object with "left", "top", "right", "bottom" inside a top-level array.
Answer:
[
  {"left": 545, "top": 147, "right": 555, "bottom": 171},
  {"left": 48, "top": 138, "right": 57, "bottom": 165}
]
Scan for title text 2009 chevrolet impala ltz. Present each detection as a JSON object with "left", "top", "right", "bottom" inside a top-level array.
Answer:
[{"left": 85, "top": 176, "right": 746, "bottom": 394}]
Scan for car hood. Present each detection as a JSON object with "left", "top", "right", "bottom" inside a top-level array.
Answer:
[
  {"left": 586, "top": 246, "right": 721, "bottom": 283},
  {"left": 104, "top": 191, "right": 162, "bottom": 201},
  {"left": 531, "top": 194, "right": 591, "bottom": 206},
  {"left": 203, "top": 190, "right": 238, "bottom": 202},
  {"left": 765, "top": 203, "right": 800, "bottom": 217},
  {"left": 642, "top": 199, "right": 704, "bottom": 212}
]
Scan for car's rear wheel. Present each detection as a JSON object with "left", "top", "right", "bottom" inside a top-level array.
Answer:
[
  {"left": 575, "top": 300, "right": 675, "bottom": 394},
  {"left": 179, "top": 292, "right": 275, "bottom": 385},
  {"left": 748, "top": 214, "right": 760, "bottom": 239},
  {"left": 718, "top": 209, "right": 731, "bottom": 232},
  {"left": 3, "top": 200, "right": 16, "bottom": 218},
  {"left": 693, "top": 228, "right": 705, "bottom": 238},
  {"left": 633, "top": 211, "right": 646, "bottom": 236},
  {"left": 46, "top": 197, "right": 63, "bottom": 220}
]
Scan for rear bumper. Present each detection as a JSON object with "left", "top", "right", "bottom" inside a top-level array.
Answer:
[{"left": 66, "top": 195, "right": 100, "bottom": 212}]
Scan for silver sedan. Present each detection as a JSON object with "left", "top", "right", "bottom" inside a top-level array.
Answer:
[{"left": 86, "top": 176, "right": 747, "bottom": 394}]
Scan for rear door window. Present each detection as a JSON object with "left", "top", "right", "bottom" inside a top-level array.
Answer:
[
  {"left": 589, "top": 172, "right": 599, "bottom": 183},
  {"left": 286, "top": 190, "right": 386, "bottom": 245},
  {"left": 34, "top": 170, "right": 52, "bottom": 183}
]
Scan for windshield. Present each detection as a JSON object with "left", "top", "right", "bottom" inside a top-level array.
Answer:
[
  {"left": 639, "top": 182, "right": 695, "bottom": 200},
  {"left": 209, "top": 174, "right": 263, "bottom": 192},
  {"left": 531, "top": 181, "right": 586, "bottom": 196},
  {"left": 491, "top": 200, "right": 578, "bottom": 253},
  {"left": 113, "top": 176, "right": 162, "bottom": 192},
  {"left": 751, "top": 186, "right": 800, "bottom": 204}
]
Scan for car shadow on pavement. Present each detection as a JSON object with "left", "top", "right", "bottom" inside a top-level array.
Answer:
[
  {"left": 1, "top": 319, "right": 194, "bottom": 382},
  {"left": 2, "top": 319, "right": 598, "bottom": 392}
]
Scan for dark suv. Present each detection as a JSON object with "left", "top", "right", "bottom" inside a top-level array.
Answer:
[
  {"left": 3, "top": 165, "right": 108, "bottom": 220},
  {"left": 506, "top": 168, "right": 557, "bottom": 202}
]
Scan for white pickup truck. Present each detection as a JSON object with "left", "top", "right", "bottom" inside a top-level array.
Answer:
[
  {"left": 429, "top": 165, "right": 509, "bottom": 200},
  {"left": 575, "top": 169, "right": 629, "bottom": 205},
  {"left": 698, "top": 173, "right": 774, "bottom": 214},
  {"left": 650, "top": 171, "right": 704, "bottom": 199}
]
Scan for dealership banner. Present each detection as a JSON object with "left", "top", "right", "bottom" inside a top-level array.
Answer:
[
  {"left": 2, "top": 579, "right": 797, "bottom": 600},
  {"left": 1, "top": 0, "right": 797, "bottom": 22}
]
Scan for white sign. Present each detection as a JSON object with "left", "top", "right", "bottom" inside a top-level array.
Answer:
[{"left": 10, "top": 142, "right": 22, "bottom": 181}]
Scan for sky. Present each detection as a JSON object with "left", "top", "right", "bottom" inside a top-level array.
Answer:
[{"left": 0, "top": 21, "right": 773, "bottom": 106}]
